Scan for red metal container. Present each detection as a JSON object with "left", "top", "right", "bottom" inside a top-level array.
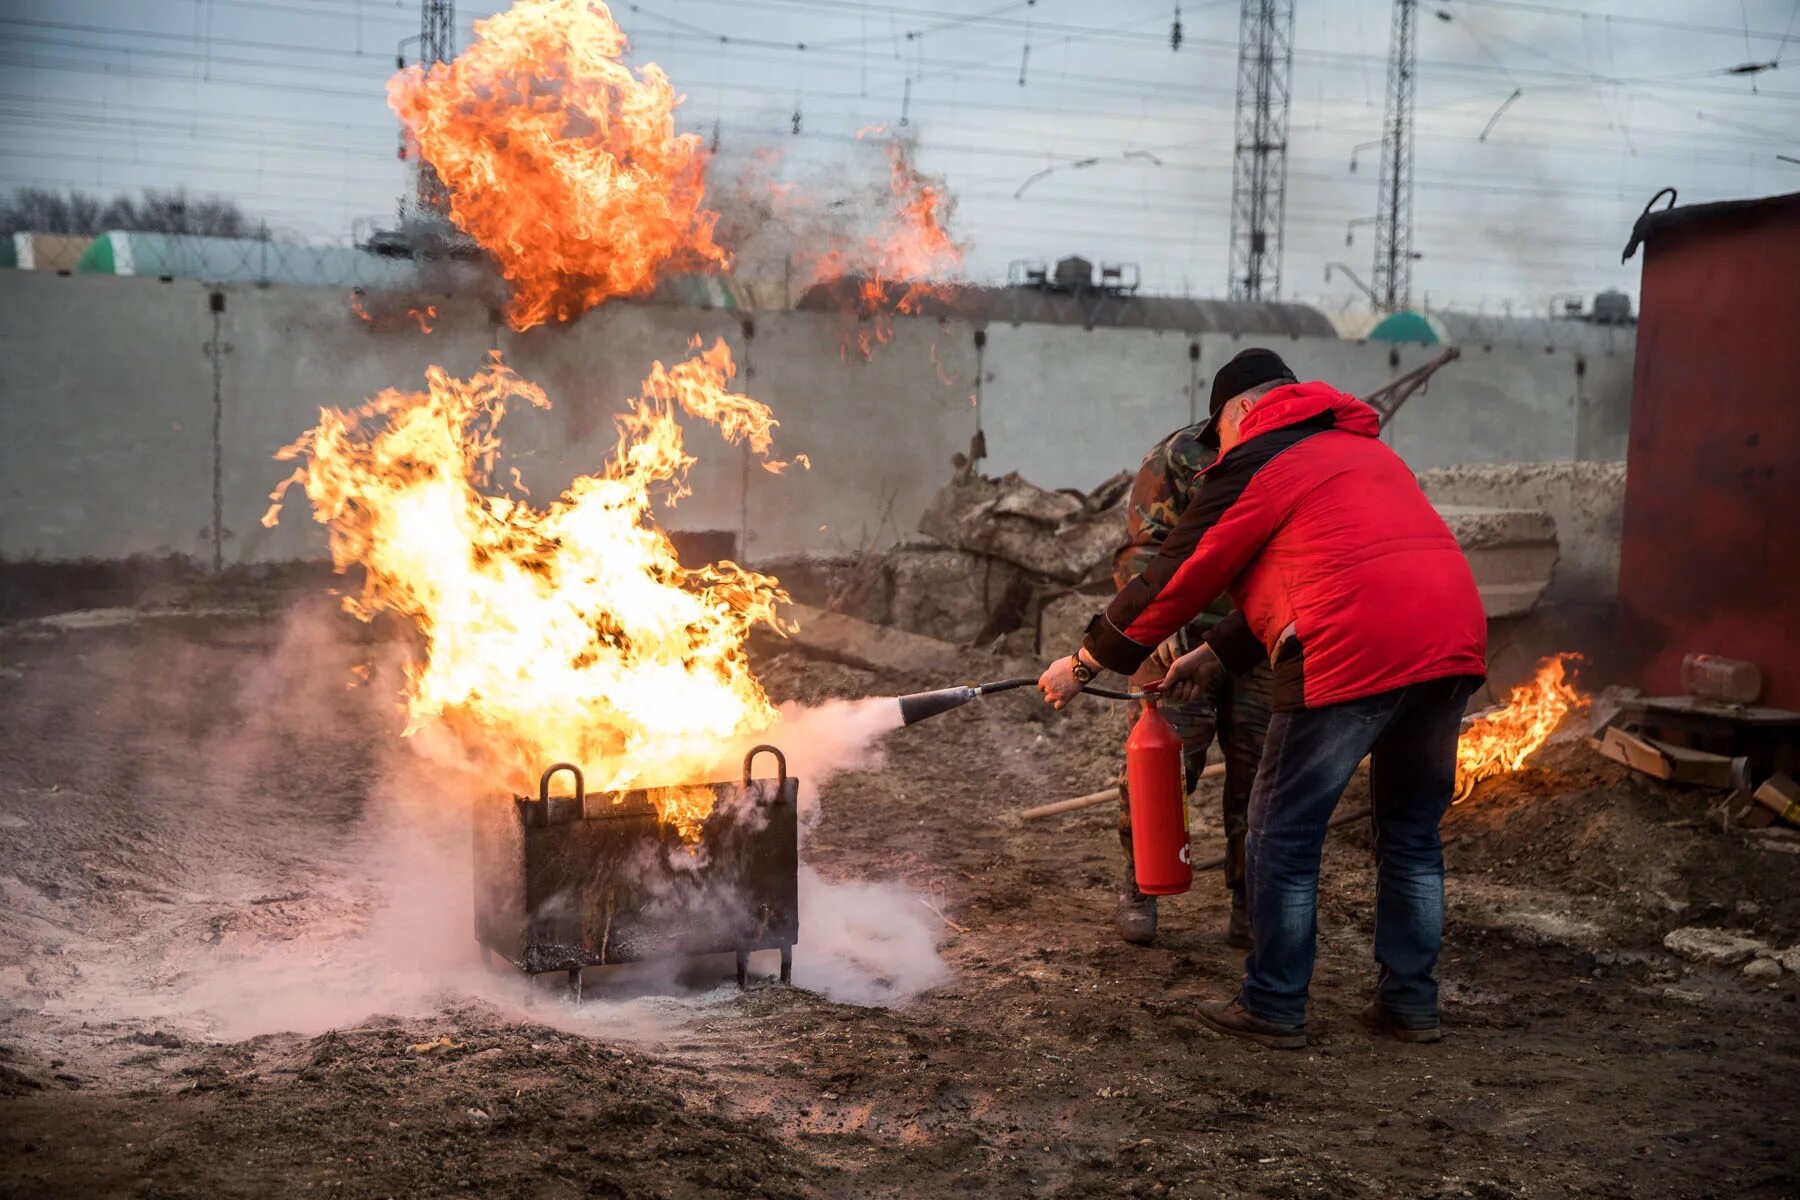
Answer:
[
  {"left": 1618, "top": 191, "right": 1800, "bottom": 709},
  {"left": 1126, "top": 697, "right": 1192, "bottom": 896}
]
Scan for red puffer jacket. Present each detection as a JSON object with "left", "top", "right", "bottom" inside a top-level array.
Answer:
[{"left": 1083, "top": 381, "right": 1487, "bottom": 710}]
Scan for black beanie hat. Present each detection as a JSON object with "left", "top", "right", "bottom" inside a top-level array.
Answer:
[{"left": 1199, "top": 347, "right": 1297, "bottom": 445}]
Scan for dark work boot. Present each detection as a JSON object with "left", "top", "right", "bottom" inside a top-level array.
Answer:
[
  {"left": 1196, "top": 997, "right": 1307, "bottom": 1050},
  {"left": 1226, "top": 889, "right": 1252, "bottom": 949},
  {"left": 1115, "top": 870, "right": 1158, "bottom": 945},
  {"left": 1361, "top": 1002, "right": 1442, "bottom": 1043}
]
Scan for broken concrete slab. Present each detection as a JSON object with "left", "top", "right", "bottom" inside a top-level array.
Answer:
[
  {"left": 886, "top": 547, "right": 1030, "bottom": 646},
  {"left": 919, "top": 471, "right": 1130, "bottom": 585},
  {"left": 1418, "top": 461, "right": 1625, "bottom": 604},
  {"left": 778, "top": 601, "right": 965, "bottom": 675},
  {"left": 1436, "top": 504, "right": 1559, "bottom": 618},
  {"left": 759, "top": 555, "right": 893, "bottom": 627},
  {"left": 1662, "top": 926, "right": 1768, "bottom": 967},
  {"left": 922, "top": 470, "right": 1558, "bottom": 620}
]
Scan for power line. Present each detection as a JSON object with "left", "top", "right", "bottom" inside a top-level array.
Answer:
[
  {"left": 1441, "top": 0, "right": 1799, "bottom": 43},
  {"left": 621, "top": 19, "right": 1800, "bottom": 105},
  {"left": 43, "top": 5, "right": 1796, "bottom": 107},
  {"left": 0, "top": 86, "right": 1777, "bottom": 215}
]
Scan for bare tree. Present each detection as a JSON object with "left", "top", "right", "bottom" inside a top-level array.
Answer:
[{"left": 0, "top": 187, "right": 267, "bottom": 238}]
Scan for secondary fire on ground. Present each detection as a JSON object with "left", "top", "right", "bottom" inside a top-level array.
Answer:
[{"left": 1455, "top": 654, "right": 1588, "bottom": 801}]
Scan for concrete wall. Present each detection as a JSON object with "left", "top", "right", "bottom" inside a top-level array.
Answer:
[
  {"left": 977, "top": 329, "right": 1630, "bottom": 486},
  {"left": 0, "top": 270, "right": 1633, "bottom": 570},
  {"left": 1, "top": 272, "right": 216, "bottom": 562}
]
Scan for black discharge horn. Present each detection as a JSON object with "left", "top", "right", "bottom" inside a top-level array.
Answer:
[{"left": 895, "top": 676, "right": 1145, "bottom": 726}]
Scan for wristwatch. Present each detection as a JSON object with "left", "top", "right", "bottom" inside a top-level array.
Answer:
[{"left": 1069, "top": 653, "right": 1096, "bottom": 684}]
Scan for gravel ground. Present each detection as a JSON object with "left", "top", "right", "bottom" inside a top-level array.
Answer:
[{"left": 1, "top": 598, "right": 1797, "bottom": 1199}]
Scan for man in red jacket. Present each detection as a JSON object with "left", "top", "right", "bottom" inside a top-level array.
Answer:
[{"left": 1040, "top": 348, "right": 1487, "bottom": 1049}]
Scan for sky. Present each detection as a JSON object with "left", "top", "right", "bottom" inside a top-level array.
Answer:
[{"left": 1, "top": 0, "right": 1797, "bottom": 314}]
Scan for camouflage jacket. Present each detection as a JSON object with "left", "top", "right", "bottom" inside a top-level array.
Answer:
[{"left": 1112, "top": 422, "right": 1235, "bottom": 631}]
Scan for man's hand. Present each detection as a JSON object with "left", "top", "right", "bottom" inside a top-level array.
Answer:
[
  {"left": 1038, "top": 652, "right": 1094, "bottom": 709},
  {"left": 1161, "top": 643, "right": 1223, "bottom": 703}
]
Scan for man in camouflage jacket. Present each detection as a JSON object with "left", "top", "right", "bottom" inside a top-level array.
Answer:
[{"left": 1112, "top": 422, "right": 1273, "bottom": 948}]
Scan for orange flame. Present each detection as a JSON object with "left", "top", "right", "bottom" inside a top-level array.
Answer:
[
  {"left": 387, "top": 0, "right": 725, "bottom": 330},
  {"left": 1454, "top": 654, "right": 1587, "bottom": 801},
  {"left": 263, "top": 341, "right": 790, "bottom": 832},
  {"left": 807, "top": 138, "right": 963, "bottom": 357}
]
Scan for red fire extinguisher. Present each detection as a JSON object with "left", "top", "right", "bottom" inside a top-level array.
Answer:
[{"left": 1127, "top": 687, "right": 1192, "bottom": 895}]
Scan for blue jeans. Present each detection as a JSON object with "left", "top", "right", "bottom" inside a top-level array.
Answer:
[{"left": 1239, "top": 675, "right": 1481, "bottom": 1026}]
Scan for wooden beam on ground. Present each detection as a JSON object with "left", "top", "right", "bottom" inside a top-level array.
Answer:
[{"left": 1019, "top": 762, "right": 1226, "bottom": 820}]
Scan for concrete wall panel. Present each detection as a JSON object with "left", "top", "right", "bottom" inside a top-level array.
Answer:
[
  {"left": 0, "top": 273, "right": 215, "bottom": 561},
  {"left": 220, "top": 284, "right": 499, "bottom": 564},
  {"left": 498, "top": 304, "right": 746, "bottom": 545},
  {"left": 980, "top": 324, "right": 1198, "bottom": 490},
  {"left": 741, "top": 313, "right": 977, "bottom": 561},
  {"left": 1379, "top": 345, "right": 1581, "bottom": 469},
  {"left": 1, "top": 271, "right": 1636, "bottom": 574}
]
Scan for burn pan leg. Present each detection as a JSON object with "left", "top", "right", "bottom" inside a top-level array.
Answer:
[
  {"left": 567, "top": 967, "right": 583, "bottom": 1004},
  {"left": 780, "top": 944, "right": 792, "bottom": 985},
  {"left": 735, "top": 949, "right": 749, "bottom": 990}
]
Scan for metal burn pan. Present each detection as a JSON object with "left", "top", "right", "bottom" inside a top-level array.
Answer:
[{"left": 473, "top": 745, "right": 799, "bottom": 993}]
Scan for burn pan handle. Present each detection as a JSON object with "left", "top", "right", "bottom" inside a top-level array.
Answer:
[
  {"left": 743, "top": 745, "right": 787, "bottom": 790},
  {"left": 539, "top": 762, "right": 585, "bottom": 805}
]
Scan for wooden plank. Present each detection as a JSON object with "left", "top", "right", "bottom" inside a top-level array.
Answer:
[
  {"left": 1019, "top": 762, "right": 1229, "bottom": 821},
  {"left": 1754, "top": 773, "right": 1800, "bottom": 827},
  {"left": 1591, "top": 725, "right": 1736, "bottom": 788},
  {"left": 1652, "top": 738, "right": 1737, "bottom": 788},
  {"left": 1595, "top": 725, "right": 1674, "bottom": 779}
]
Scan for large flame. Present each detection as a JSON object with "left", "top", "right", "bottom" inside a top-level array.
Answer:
[
  {"left": 264, "top": 341, "right": 790, "bottom": 830},
  {"left": 388, "top": 0, "right": 725, "bottom": 330},
  {"left": 1454, "top": 654, "right": 1587, "bottom": 801}
]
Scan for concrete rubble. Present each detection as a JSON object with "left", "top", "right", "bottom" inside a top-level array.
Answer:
[
  {"left": 771, "top": 459, "right": 1596, "bottom": 661},
  {"left": 918, "top": 469, "right": 1132, "bottom": 585},
  {"left": 1435, "top": 505, "right": 1559, "bottom": 619},
  {"left": 911, "top": 464, "right": 1568, "bottom": 641},
  {"left": 1661, "top": 926, "right": 1768, "bottom": 967},
  {"left": 887, "top": 548, "right": 1031, "bottom": 647},
  {"left": 1418, "top": 461, "right": 1625, "bottom": 604}
]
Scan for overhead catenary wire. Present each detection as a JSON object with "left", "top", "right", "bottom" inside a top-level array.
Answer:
[{"left": 2, "top": 0, "right": 1783, "bottom": 304}]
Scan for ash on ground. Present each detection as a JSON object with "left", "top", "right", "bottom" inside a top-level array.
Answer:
[{"left": 1, "top": 594, "right": 1796, "bottom": 1199}]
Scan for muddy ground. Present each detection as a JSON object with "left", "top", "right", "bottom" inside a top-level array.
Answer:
[{"left": 1, "top": 595, "right": 1797, "bottom": 1199}]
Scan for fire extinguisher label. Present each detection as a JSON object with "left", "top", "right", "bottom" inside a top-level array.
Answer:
[{"left": 1178, "top": 844, "right": 1190, "bottom": 865}]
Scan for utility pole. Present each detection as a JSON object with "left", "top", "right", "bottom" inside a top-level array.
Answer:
[
  {"left": 415, "top": 0, "right": 456, "bottom": 218},
  {"left": 1372, "top": 0, "right": 1416, "bottom": 312},
  {"left": 1227, "top": 0, "right": 1294, "bottom": 301}
]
